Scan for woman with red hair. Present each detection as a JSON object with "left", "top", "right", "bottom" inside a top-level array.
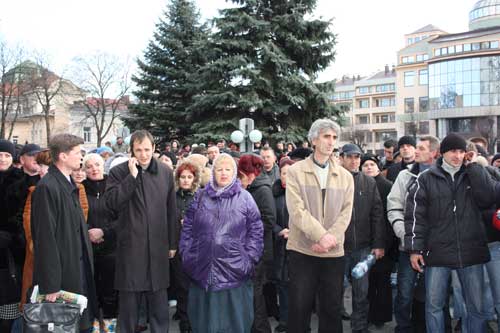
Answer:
[
  {"left": 238, "top": 154, "right": 277, "bottom": 333},
  {"left": 173, "top": 160, "right": 201, "bottom": 333}
]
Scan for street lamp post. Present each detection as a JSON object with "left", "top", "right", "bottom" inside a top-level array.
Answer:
[{"left": 230, "top": 118, "right": 262, "bottom": 153}]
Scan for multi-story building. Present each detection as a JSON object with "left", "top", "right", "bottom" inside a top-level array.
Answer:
[
  {"left": 3, "top": 61, "right": 129, "bottom": 149},
  {"left": 398, "top": 0, "right": 500, "bottom": 151},
  {"left": 395, "top": 25, "right": 446, "bottom": 139},
  {"left": 336, "top": 67, "right": 397, "bottom": 154},
  {"left": 335, "top": 0, "right": 500, "bottom": 153}
]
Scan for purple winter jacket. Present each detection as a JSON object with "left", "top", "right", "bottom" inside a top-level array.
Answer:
[{"left": 179, "top": 179, "right": 264, "bottom": 291}]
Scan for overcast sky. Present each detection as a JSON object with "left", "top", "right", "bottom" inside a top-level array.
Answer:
[{"left": 0, "top": 0, "right": 475, "bottom": 83}]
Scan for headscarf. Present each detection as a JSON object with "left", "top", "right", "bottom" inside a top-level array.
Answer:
[{"left": 209, "top": 153, "right": 237, "bottom": 196}]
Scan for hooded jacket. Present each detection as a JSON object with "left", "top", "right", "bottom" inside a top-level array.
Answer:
[
  {"left": 179, "top": 180, "right": 264, "bottom": 291},
  {"left": 404, "top": 158, "right": 491, "bottom": 268}
]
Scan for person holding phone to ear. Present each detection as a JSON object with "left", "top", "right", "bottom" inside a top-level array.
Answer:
[
  {"left": 405, "top": 133, "right": 491, "bottom": 333},
  {"left": 105, "top": 130, "right": 177, "bottom": 333}
]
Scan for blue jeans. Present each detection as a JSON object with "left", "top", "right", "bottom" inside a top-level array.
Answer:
[
  {"left": 426, "top": 264, "right": 488, "bottom": 333},
  {"left": 344, "top": 247, "right": 370, "bottom": 331},
  {"left": 10, "top": 318, "right": 22, "bottom": 333},
  {"left": 486, "top": 241, "right": 500, "bottom": 328},
  {"left": 394, "top": 251, "right": 418, "bottom": 332}
]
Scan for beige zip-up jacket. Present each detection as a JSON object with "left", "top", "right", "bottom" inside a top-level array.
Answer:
[{"left": 286, "top": 155, "right": 354, "bottom": 257}]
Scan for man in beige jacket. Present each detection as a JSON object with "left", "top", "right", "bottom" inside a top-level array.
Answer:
[{"left": 286, "top": 118, "right": 354, "bottom": 333}]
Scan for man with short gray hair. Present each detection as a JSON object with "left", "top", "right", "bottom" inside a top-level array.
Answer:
[{"left": 286, "top": 119, "right": 354, "bottom": 333}]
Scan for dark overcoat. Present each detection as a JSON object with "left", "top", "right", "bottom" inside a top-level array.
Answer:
[
  {"left": 31, "top": 165, "right": 94, "bottom": 295},
  {"left": 105, "top": 158, "right": 177, "bottom": 291}
]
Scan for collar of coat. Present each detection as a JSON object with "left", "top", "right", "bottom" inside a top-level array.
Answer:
[
  {"left": 138, "top": 157, "right": 159, "bottom": 174},
  {"left": 48, "top": 164, "right": 79, "bottom": 195},
  {"left": 302, "top": 155, "right": 341, "bottom": 177},
  {"left": 427, "top": 157, "right": 466, "bottom": 181}
]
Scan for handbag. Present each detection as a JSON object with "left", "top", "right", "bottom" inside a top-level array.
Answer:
[{"left": 23, "top": 302, "right": 81, "bottom": 333}]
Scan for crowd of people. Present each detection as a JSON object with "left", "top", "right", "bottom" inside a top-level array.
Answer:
[{"left": 1, "top": 119, "right": 500, "bottom": 333}]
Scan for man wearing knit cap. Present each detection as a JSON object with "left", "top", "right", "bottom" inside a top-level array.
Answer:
[
  {"left": 405, "top": 132, "right": 491, "bottom": 332},
  {"left": 387, "top": 135, "right": 440, "bottom": 331},
  {"left": 492, "top": 153, "right": 500, "bottom": 169},
  {"left": 386, "top": 136, "right": 416, "bottom": 182}
]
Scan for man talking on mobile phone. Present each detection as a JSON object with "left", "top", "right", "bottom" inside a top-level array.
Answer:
[
  {"left": 105, "top": 130, "right": 177, "bottom": 333},
  {"left": 404, "top": 133, "right": 491, "bottom": 332}
]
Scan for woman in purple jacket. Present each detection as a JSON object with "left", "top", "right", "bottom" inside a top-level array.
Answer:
[{"left": 179, "top": 153, "right": 264, "bottom": 333}]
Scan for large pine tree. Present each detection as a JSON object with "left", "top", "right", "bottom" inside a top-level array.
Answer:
[
  {"left": 126, "top": 0, "right": 208, "bottom": 141},
  {"left": 189, "top": 0, "right": 339, "bottom": 143}
]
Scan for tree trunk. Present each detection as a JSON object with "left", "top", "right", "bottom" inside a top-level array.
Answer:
[{"left": 45, "top": 108, "right": 51, "bottom": 146}]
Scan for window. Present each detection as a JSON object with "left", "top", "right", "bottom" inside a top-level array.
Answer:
[
  {"left": 491, "top": 41, "right": 499, "bottom": 49},
  {"left": 435, "top": 49, "right": 441, "bottom": 57},
  {"left": 449, "top": 118, "right": 473, "bottom": 133},
  {"left": 464, "top": 43, "right": 471, "bottom": 52},
  {"left": 481, "top": 41, "right": 490, "bottom": 49},
  {"left": 441, "top": 47, "right": 448, "bottom": 56},
  {"left": 365, "top": 131, "right": 373, "bottom": 143},
  {"left": 404, "top": 122, "right": 418, "bottom": 136},
  {"left": 416, "top": 54, "right": 429, "bottom": 62},
  {"left": 448, "top": 46, "right": 455, "bottom": 54},
  {"left": 419, "top": 121, "right": 430, "bottom": 134},
  {"left": 472, "top": 43, "right": 481, "bottom": 51},
  {"left": 456, "top": 44, "right": 463, "bottom": 53},
  {"left": 375, "top": 131, "right": 397, "bottom": 142},
  {"left": 419, "top": 96, "right": 429, "bottom": 112},
  {"left": 374, "top": 114, "right": 396, "bottom": 123},
  {"left": 357, "top": 115, "right": 369, "bottom": 124},
  {"left": 375, "top": 97, "right": 395, "bottom": 107},
  {"left": 358, "top": 86, "right": 370, "bottom": 94},
  {"left": 419, "top": 69, "right": 428, "bottom": 85},
  {"left": 358, "top": 99, "right": 369, "bottom": 108},
  {"left": 12, "top": 136, "right": 18, "bottom": 144},
  {"left": 376, "top": 84, "right": 395, "bottom": 92},
  {"left": 83, "top": 127, "right": 92, "bottom": 143},
  {"left": 405, "top": 98, "right": 414, "bottom": 113},
  {"left": 404, "top": 71, "right": 415, "bottom": 87},
  {"left": 407, "top": 37, "right": 414, "bottom": 45}
]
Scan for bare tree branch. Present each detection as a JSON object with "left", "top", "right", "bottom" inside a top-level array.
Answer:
[
  {"left": 71, "top": 53, "right": 131, "bottom": 146},
  {"left": 0, "top": 39, "right": 26, "bottom": 139}
]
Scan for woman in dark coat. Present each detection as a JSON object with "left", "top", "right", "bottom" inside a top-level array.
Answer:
[
  {"left": 172, "top": 160, "right": 201, "bottom": 333},
  {"left": 0, "top": 140, "right": 25, "bottom": 332},
  {"left": 238, "top": 154, "right": 277, "bottom": 333},
  {"left": 82, "top": 153, "right": 119, "bottom": 319},
  {"left": 272, "top": 158, "right": 295, "bottom": 332},
  {"left": 179, "top": 153, "right": 263, "bottom": 333},
  {"left": 360, "top": 153, "right": 394, "bottom": 328}
]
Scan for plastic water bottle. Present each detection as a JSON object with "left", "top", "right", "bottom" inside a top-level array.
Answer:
[{"left": 351, "top": 254, "right": 376, "bottom": 279}]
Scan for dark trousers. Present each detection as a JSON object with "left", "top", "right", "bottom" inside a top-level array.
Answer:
[
  {"left": 252, "top": 261, "right": 271, "bottom": 333},
  {"left": 368, "top": 256, "right": 394, "bottom": 324},
  {"left": 288, "top": 251, "right": 345, "bottom": 333},
  {"left": 344, "top": 248, "right": 370, "bottom": 332},
  {"left": 94, "top": 255, "right": 118, "bottom": 318},
  {"left": 118, "top": 289, "right": 169, "bottom": 333},
  {"left": 172, "top": 254, "right": 190, "bottom": 329}
]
